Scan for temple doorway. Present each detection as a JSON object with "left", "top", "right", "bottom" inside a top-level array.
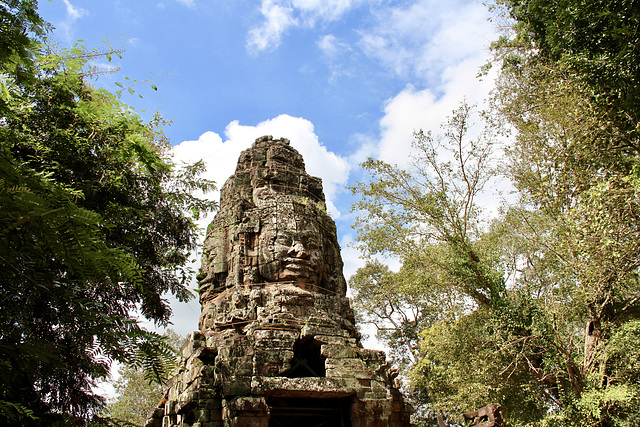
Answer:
[{"left": 267, "top": 397, "right": 353, "bottom": 427}]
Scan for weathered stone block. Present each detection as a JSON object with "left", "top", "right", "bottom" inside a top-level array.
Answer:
[
  {"left": 256, "top": 306, "right": 281, "bottom": 318},
  {"left": 254, "top": 337, "right": 295, "bottom": 350},
  {"left": 220, "top": 375, "right": 251, "bottom": 396},
  {"left": 231, "top": 396, "right": 268, "bottom": 413},
  {"left": 301, "top": 323, "right": 349, "bottom": 337},
  {"left": 321, "top": 344, "right": 361, "bottom": 359},
  {"left": 314, "top": 334, "right": 350, "bottom": 345},
  {"left": 365, "top": 380, "right": 393, "bottom": 400},
  {"left": 253, "top": 328, "right": 298, "bottom": 341},
  {"left": 326, "top": 357, "right": 374, "bottom": 380},
  {"left": 325, "top": 357, "right": 368, "bottom": 371},
  {"left": 252, "top": 349, "right": 294, "bottom": 376}
]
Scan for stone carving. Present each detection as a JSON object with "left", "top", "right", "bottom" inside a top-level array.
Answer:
[
  {"left": 198, "top": 135, "right": 345, "bottom": 303},
  {"left": 463, "top": 403, "right": 506, "bottom": 427},
  {"left": 146, "top": 136, "right": 413, "bottom": 427}
]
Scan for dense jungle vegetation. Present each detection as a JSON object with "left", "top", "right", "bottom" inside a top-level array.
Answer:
[
  {"left": 1, "top": 1, "right": 215, "bottom": 424},
  {"left": 350, "top": 1, "right": 640, "bottom": 425}
]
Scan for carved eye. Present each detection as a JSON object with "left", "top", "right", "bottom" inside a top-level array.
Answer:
[
  {"left": 274, "top": 235, "right": 292, "bottom": 247},
  {"left": 305, "top": 237, "right": 320, "bottom": 251}
]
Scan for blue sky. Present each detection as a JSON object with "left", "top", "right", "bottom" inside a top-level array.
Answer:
[{"left": 38, "top": 0, "right": 499, "bottom": 340}]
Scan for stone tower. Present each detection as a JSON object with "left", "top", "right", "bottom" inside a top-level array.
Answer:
[{"left": 147, "top": 136, "right": 413, "bottom": 427}]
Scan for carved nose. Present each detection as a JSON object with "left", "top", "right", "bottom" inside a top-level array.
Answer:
[{"left": 288, "top": 241, "right": 309, "bottom": 259}]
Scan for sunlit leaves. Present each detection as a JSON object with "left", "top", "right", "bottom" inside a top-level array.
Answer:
[{"left": 0, "top": 4, "right": 216, "bottom": 424}]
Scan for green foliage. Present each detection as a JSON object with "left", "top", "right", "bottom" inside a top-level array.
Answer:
[
  {"left": 487, "top": 2, "right": 640, "bottom": 424},
  {"left": 109, "top": 364, "right": 166, "bottom": 425},
  {"left": 105, "top": 330, "right": 186, "bottom": 426},
  {"left": 349, "top": 259, "right": 449, "bottom": 372},
  {"left": 412, "top": 307, "right": 547, "bottom": 424},
  {"left": 351, "top": 103, "right": 515, "bottom": 423},
  {"left": 352, "top": 46, "right": 640, "bottom": 423},
  {"left": 497, "top": 0, "right": 640, "bottom": 149},
  {"left": 0, "top": 3, "right": 216, "bottom": 424},
  {"left": 349, "top": 1, "right": 640, "bottom": 425},
  {"left": 0, "top": 0, "right": 47, "bottom": 113},
  {"left": 351, "top": 103, "right": 503, "bottom": 306}
]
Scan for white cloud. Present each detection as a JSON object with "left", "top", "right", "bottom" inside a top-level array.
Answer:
[
  {"left": 171, "top": 130, "right": 245, "bottom": 203},
  {"left": 63, "top": 0, "right": 87, "bottom": 21},
  {"left": 359, "top": 0, "right": 493, "bottom": 85},
  {"left": 176, "top": 0, "right": 196, "bottom": 8},
  {"left": 318, "top": 34, "right": 350, "bottom": 59},
  {"left": 376, "top": 61, "right": 497, "bottom": 167},
  {"left": 362, "top": 0, "right": 498, "bottom": 166},
  {"left": 247, "top": 0, "right": 362, "bottom": 53},
  {"left": 247, "top": 1, "right": 299, "bottom": 53},
  {"left": 58, "top": 0, "right": 88, "bottom": 42}
]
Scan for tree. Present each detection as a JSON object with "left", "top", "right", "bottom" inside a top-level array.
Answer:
[
  {"left": 489, "top": 0, "right": 640, "bottom": 424},
  {"left": 0, "top": 2, "right": 216, "bottom": 424},
  {"left": 352, "top": 1, "right": 640, "bottom": 426},
  {"left": 0, "top": 0, "right": 47, "bottom": 115},
  {"left": 351, "top": 100, "right": 637, "bottom": 425},
  {"left": 105, "top": 330, "right": 186, "bottom": 426},
  {"left": 351, "top": 103, "right": 515, "bottom": 424}
]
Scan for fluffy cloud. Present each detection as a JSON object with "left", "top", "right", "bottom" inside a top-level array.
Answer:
[
  {"left": 363, "top": 0, "right": 498, "bottom": 166},
  {"left": 247, "top": 0, "right": 362, "bottom": 53},
  {"left": 317, "top": 34, "right": 350, "bottom": 59},
  {"left": 63, "top": 0, "right": 86, "bottom": 20},
  {"left": 359, "top": 0, "right": 493, "bottom": 85},
  {"left": 376, "top": 61, "right": 496, "bottom": 169},
  {"left": 246, "top": 1, "right": 298, "bottom": 52},
  {"left": 57, "top": 0, "right": 87, "bottom": 42}
]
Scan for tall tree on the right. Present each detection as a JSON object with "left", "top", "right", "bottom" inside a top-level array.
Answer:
[{"left": 491, "top": 0, "right": 640, "bottom": 424}]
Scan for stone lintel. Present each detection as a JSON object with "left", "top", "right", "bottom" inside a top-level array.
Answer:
[{"left": 251, "top": 376, "right": 360, "bottom": 398}]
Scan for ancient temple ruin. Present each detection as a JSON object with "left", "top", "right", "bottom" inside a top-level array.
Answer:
[{"left": 147, "top": 136, "right": 413, "bottom": 426}]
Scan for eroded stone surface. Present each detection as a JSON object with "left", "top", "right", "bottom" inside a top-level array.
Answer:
[
  {"left": 198, "top": 135, "right": 345, "bottom": 303},
  {"left": 147, "top": 136, "right": 413, "bottom": 427}
]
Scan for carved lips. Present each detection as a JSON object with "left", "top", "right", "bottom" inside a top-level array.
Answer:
[
  {"left": 278, "top": 240, "right": 320, "bottom": 284},
  {"left": 279, "top": 257, "right": 316, "bottom": 283}
]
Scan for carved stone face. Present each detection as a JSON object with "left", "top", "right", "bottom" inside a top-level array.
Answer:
[
  {"left": 258, "top": 213, "right": 326, "bottom": 287},
  {"left": 198, "top": 137, "right": 347, "bottom": 299}
]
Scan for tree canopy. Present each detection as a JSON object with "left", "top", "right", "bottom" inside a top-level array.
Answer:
[
  {"left": 0, "top": 2, "right": 216, "bottom": 424},
  {"left": 351, "top": 1, "right": 640, "bottom": 425},
  {"left": 103, "top": 330, "right": 186, "bottom": 427}
]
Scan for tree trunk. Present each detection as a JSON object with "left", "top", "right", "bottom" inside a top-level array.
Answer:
[{"left": 584, "top": 319, "right": 601, "bottom": 375}]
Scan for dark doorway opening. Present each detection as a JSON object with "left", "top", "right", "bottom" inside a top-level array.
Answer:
[
  {"left": 285, "top": 336, "right": 326, "bottom": 378},
  {"left": 268, "top": 397, "right": 353, "bottom": 427}
]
